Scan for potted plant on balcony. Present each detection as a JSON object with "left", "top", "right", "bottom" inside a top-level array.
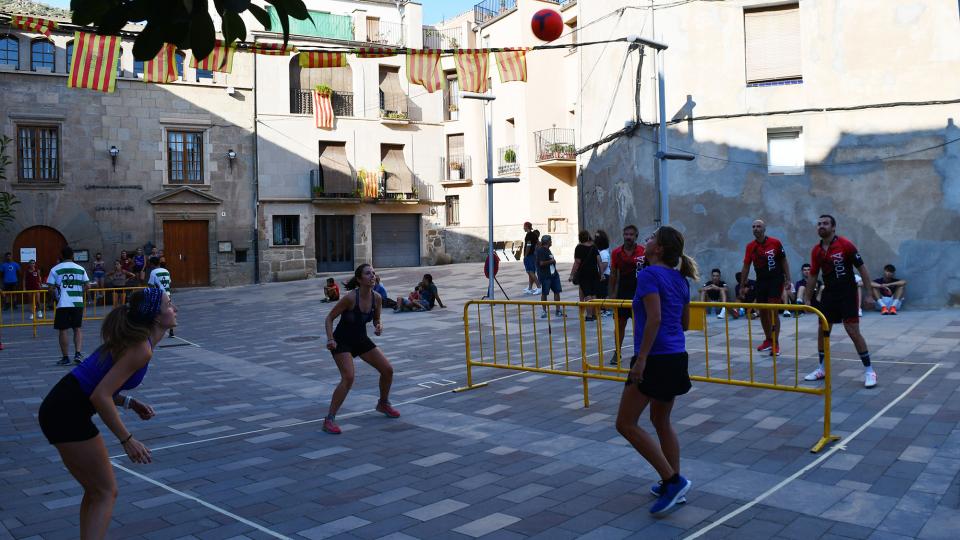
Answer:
[
  {"left": 312, "top": 185, "right": 324, "bottom": 198},
  {"left": 378, "top": 163, "right": 388, "bottom": 187},
  {"left": 503, "top": 148, "right": 517, "bottom": 164},
  {"left": 314, "top": 84, "right": 332, "bottom": 97},
  {"left": 449, "top": 161, "right": 463, "bottom": 180}
]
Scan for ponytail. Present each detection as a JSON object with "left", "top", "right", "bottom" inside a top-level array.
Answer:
[
  {"left": 345, "top": 263, "right": 371, "bottom": 291},
  {"left": 100, "top": 301, "right": 151, "bottom": 360},
  {"left": 654, "top": 225, "right": 699, "bottom": 282},
  {"left": 679, "top": 254, "right": 700, "bottom": 282}
]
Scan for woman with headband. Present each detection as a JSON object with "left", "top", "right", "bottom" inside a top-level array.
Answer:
[{"left": 38, "top": 288, "right": 177, "bottom": 539}]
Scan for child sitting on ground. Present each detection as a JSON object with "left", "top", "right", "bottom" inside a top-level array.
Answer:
[{"left": 322, "top": 277, "right": 340, "bottom": 303}]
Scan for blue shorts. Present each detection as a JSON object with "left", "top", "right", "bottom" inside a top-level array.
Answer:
[
  {"left": 523, "top": 254, "right": 536, "bottom": 273},
  {"left": 539, "top": 274, "right": 562, "bottom": 294}
]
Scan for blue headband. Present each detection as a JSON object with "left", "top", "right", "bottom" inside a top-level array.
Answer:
[{"left": 129, "top": 287, "right": 164, "bottom": 324}]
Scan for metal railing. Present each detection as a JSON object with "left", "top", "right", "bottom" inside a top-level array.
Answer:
[
  {"left": 0, "top": 287, "right": 148, "bottom": 336},
  {"left": 423, "top": 27, "right": 462, "bottom": 49},
  {"left": 444, "top": 87, "right": 460, "bottom": 121},
  {"left": 534, "top": 128, "right": 576, "bottom": 162},
  {"left": 366, "top": 19, "right": 403, "bottom": 46},
  {"left": 290, "top": 89, "right": 354, "bottom": 116},
  {"left": 441, "top": 155, "right": 471, "bottom": 182},
  {"left": 310, "top": 169, "right": 435, "bottom": 202},
  {"left": 455, "top": 299, "right": 841, "bottom": 453},
  {"left": 379, "top": 91, "right": 410, "bottom": 119},
  {"left": 310, "top": 168, "right": 360, "bottom": 199},
  {"left": 474, "top": 0, "right": 517, "bottom": 26},
  {"left": 497, "top": 144, "right": 519, "bottom": 175}
]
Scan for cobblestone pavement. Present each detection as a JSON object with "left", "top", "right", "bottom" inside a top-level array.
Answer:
[{"left": 2, "top": 261, "right": 959, "bottom": 539}]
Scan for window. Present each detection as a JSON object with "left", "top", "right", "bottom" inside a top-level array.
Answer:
[
  {"left": 548, "top": 218, "right": 567, "bottom": 234},
  {"left": 317, "top": 142, "right": 353, "bottom": 196},
  {"left": 272, "top": 216, "right": 300, "bottom": 246},
  {"left": 379, "top": 65, "right": 406, "bottom": 117},
  {"left": 289, "top": 55, "right": 353, "bottom": 115},
  {"left": 196, "top": 68, "right": 213, "bottom": 82},
  {"left": 444, "top": 70, "right": 459, "bottom": 121},
  {"left": 175, "top": 52, "right": 185, "bottom": 81},
  {"left": 31, "top": 39, "right": 54, "bottom": 71},
  {"left": 17, "top": 125, "right": 59, "bottom": 182},
  {"left": 445, "top": 196, "right": 460, "bottom": 226},
  {"left": 116, "top": 48, "right": 123, "bottom": 78},
  {"left": 548, "top": 188, "right": 557, "bottom": 202},
  {"left": 234, "top": 249, "right": 248, "bottom": 263},
  {"left": 65, "top": 40, "right": 73, "bottom": 73},
  {"left": 134, "top": 58, "right": 144, "bottom": 78},
  {"left": 744, "top": 3, "right": 801, "bottom": 84},
  {"left": 380, "top": 143, "right": 412, "bottom": 194},
  {"left": 167, "top": 131, "right": 204, "bottom": 184},
  {"left": 0, "top": 35, "right": 18, "bottom": 69},
  {"left": 767, "top": 129, "right": 803, "bottom": 175}
]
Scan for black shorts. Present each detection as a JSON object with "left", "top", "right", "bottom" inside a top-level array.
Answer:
[
  {"left": 3, "top": 282, "right": 18, "bottom": 292},
  {"left": 53, "top": 307, "right": 84, "bottom": 330},
  {"left": 597, "top": 277, "right": 609, "bottom": 299},
  {"left": 615, "top": 297, "right": 634, "bottom": 320},
  {"left": 332, "top": 334, "right": 377, "bottom": 358},
  {"left": 39, "top": 374, "right": 98, "bottom": 444},
  {"left": 627, "top": 352, "right": 692, "bottom": 402},
  {"left": 578, "top": 275, "right": 601, "bottom": 297},
  {"left": 814, "top": 286, "right": 859, "bottom": 325},
  {"left": 754, "top": 277, "right": 784, "bottom": 303}
]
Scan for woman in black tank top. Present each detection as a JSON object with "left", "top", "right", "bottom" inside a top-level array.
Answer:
[{"left": 322, "top": 264, "right": 400, "bottom": 434}]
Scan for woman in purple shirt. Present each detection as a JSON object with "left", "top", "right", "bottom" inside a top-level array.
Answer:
[
  {"left": 38, "top": 288, "right": 177, "bottom": 539},
  {"left": 615, "top": 225, "right": 699, "bottom": 515}
]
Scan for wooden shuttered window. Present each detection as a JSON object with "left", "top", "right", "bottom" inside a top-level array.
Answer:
[
  {"left": 744, "top": 4, "right": 801, "bottom": 83},
  {"left": 318, "top": 142, "right": 354, "bottom": 195},
  {"left": 17, "top": 125, "right": 59, "bottom": 182}
]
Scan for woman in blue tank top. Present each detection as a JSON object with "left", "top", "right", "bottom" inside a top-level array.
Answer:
[
  {"left": 38, "top": 287, "right": 177, "bottom": 539},
  {"left": 322, "top": 263, "right": 400, "bottom": 434}
]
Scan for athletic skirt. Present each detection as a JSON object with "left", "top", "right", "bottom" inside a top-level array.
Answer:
[
  {"left": 332, "top": 333, "right": 377, "bottom": 358},
  {"left": 627, "top": 352, "right": 692, "bottom": 402},
  {"left": 38, "top": 374, "right": 98, "bottom": 444}
]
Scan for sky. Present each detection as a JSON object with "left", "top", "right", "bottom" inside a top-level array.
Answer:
[{"left": 42, "top": 1, "right": 480, "bottom": 25}]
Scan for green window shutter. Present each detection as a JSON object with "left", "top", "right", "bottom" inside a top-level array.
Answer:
[{"left": 265, "top": 7, "right": 355, "bottom": 41}]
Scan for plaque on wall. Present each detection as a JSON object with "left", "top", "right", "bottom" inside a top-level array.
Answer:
[
  {"left": 74, "top": 250, "right": 90, "bottom": 262},
  {"left": 218, "top": 241, "right": 233, "bottom": 253}
]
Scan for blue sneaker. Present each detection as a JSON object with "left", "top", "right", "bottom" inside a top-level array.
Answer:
[
  {"left": 650, "top": 476, "right": 691, "bottom": 515},
  {"left": 650, "top": 481, "right": 687, "bottom": 503}
]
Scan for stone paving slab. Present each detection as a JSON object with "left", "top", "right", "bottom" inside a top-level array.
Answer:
[{"left": 1, "top": 262, "right": 959, "bottom": 539}]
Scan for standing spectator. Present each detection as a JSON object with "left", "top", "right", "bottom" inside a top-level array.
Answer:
[
  {"left": 737, "top": 219, "right": 791, "bottom": 354},
  {"left": 536, "top": 235, "right": 564, "bottom": 318},
  {"left": 158, "top": 249, "right": 167, "bottom": 268},
  {"left": 323, "top": 278, "right": 341, "bottom": 303},
  {"left": 522, "top": 222, "right": 541, "bottom": 295},
  {"left": 1, "top": 252, "right": 21, "bottom": 311},
  {"left": 804, "top": 215, "right": 878, "bottom": 388},
  {"left": 570, "top": 230, "right": 602, "bottom": 321},
  {"left": 47, "top": 246, "right": 90, "bottom": 366},
  {"left": 595, "top": 230, "right": 612, "bottom": 318},
  {"left": 615, "top": 225, "right": 697, "bottom": 515},
  {"left": 699, "top": 269, "right": 728, "bottom": 318},
  {"left": 107, "top": 261, "right": 136, "bottom": 306},
  {"left": 24, "top": 260, "right": 44, "bottom": 321},
  {"left": 609, "top": 225, "right": 646, "bottom": 364},
  {"left": 871, "top": 264, "right": 907, "bottom": 315},
  {"left": 146, "top": 257, "right": 173, "bottom": 337},
  {"left": 119, "top": 250, "right": 134, "bottom": 274},
  {"left": 132, "top": 248, "right": 146, "bottom": 282},
  {"left": 91, "top": 253, "right": 107, "bottom": 290}
]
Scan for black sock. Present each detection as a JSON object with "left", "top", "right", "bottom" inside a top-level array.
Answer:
[
  {"left": 859, "top": 350, "right": 871, "bottom": 367},
  {"left": 666, "top": 473, "right": 680, "bottom": 485},
  {"left": 818, "top": 351, "right": 825, "bottom": 366}
]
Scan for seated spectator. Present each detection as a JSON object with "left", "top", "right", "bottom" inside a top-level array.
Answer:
[
  {"left": 396, "top": 274, "right": 445, "bottom": 312},
  {"left": 374, "top": 275, "right": 397, "bottom": 310},
  {"left": 732, "top": 271, "right": 757, "bottom": 319},
  {"left": 871, "top": 264, "right": 907, "bottom": 315},
  {"left": 322, "top": 277, "right": 340, "bottom": 303},
  {"left": 699, "top": 268, "right": 728, "bottom": 318},
  {"left": 794, "top": 263, "right": 822, "bottom": 311}
]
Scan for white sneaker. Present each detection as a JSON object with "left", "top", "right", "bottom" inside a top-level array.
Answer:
[
  {"left": 804, "top": 367, "right": 826, "bottom": 381},
  {"left": 864, "top": 371, "right": 877, "bottom": 388},
  {"left": 783, "top": 311, "right": 793, "bottom": 318},
  {"left": 858, "top": 308, "right": 863, "bottom": 317},
  {"left": 522, "top": 288, "right": 531, "bottom": 294},
  {"left": 27, "top": 314, "right": 33, "bottom": 320},
  {"left": 37, "top": 310, "right": 44, "bottom": 319},
  {"left": 531, "top": 288, "right": 541, "bottom": 295},
  {"left": 540, "top": 311, "right": 548, "bottom": 319},
  {"left": 717, "top": 307, "right": 726, "bottom": 319}
]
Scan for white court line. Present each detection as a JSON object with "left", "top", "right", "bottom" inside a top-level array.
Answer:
[
  {"left": 111, "top": 462, "right": 293, "bottom": 540},
  {"left": 682, "top": 362, "right": 940, "bottom": 540},
  {"left": 160, "top": 335, "right": 200, "bottom": 348}
]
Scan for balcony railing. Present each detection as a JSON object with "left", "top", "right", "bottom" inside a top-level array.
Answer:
[
  {"left": 444, "top": 88, "right": 460, "bottom": 121},
  {"left": 380, "top": 91, "right": 410, "bottom": 120},
  {"left": 311, "top": 168, "right": 360, "bottom": 199},
  {"left": 474, "top": 0, "right": 517, "bottom": 26},
  {"left": 441, "top": 155, "right": 471, "bottom": 182},
  {"left": 423, "top": 27, "right": 462, "bottom": 49},
  {"left": 290, "top": 89, "right": 354, "bottom": 116},
  {"left": 497, "top": 145, "right": 519, "bottom": 175},
  {"left": 267, "top": 7, "right": 354, "bottom": 40},
  {"left": 367, "top": 19, "right": 403, "bottom": 46},
  {"left": 310, "top": 169, "right": 434, "bottom": 202},
  {"left": 534, "top": 128, "right": 576, "bottom": 162}
]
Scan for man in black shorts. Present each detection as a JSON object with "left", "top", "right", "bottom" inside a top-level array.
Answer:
[
  {"left": 738, "top": 219, "right": 791, "bottom": 355},
  {"left": 608, "top": 225, "right": 645, "bottom": 365},
  {"left": 46, "top": 247, "right": 90, "bottom": 365},
  {"left": 803, "top": 215, "right": 877, "bottom": 388}
]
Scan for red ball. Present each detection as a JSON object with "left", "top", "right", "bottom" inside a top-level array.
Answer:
[{"left": 531, "top": 9, "right": 563, "bottom": 42}]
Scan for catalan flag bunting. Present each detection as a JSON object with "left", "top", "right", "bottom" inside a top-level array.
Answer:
[
  {"left": 356, "top": 47, "right": 398, "bottom": 58},
  {"left": 67, "top": 32, "right": 122, "bottom": 93},
  {"left": 191, "top": 40, "right": 236, "bottom": 73},
  {"left": 144, "top": 44, "right": 178, "bottom": 84},
  {"left": 494, "top": 48, "right": 529, "bottom": 83},
  {"left": 11, "top": 15, "right": 58, "bottom": 37},
  {"left": 313, "top": 90, "right": 334, "bottom": 129},
  {"left": 406, "top": 50, "right": 443, "bottom": 93},
  {"left": 299, "top": 52, "right": 347, "bottom": 68},
  {"left": 454, "top": 49, "right": 490, "bottom": 93},
  {"left": 249, "top": 43, "right": 297, "bottom": 55}
]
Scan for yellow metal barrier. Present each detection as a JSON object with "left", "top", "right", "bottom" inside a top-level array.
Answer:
[
  {"left": 455, "top": 299, "right": 840, "bottom": 453},
  {"left": 0, "top": 287, "right": 145, "bottom": 337}
]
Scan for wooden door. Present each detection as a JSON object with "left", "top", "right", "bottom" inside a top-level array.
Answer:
[
  {"left": 163, "top": 220, "right": 209, "bottom": 287},
  {"left": 315, "top": 215, "right": 353, "bottom": 273},
  {"left": 13, "top": 226, "right": 67, "bottom": 278}
]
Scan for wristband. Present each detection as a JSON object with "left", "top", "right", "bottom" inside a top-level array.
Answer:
[
  {"left": 123, "top": 395, "right": 133, "bottom": 409},
  {"left": 120, "top": 433, "right": 133, "bottom": 445}
]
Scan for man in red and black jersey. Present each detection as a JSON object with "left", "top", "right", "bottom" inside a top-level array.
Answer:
[
  {"left": 738, "top": 220, "right": 791, "bottom": 355},
  {"left": 803, "top": 214, "right": 877, "bottom": 388},
  {"left": 608, "top": 224, "right": 645, "bottom": 365}
]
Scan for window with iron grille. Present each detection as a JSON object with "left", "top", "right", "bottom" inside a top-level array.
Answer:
[
  {"left": 31, "top": 39, "right": 54, "bottom": 71},
  {"left": 167, "top": 131, "right": 204, "bottom": 184},
  {"left": 0, "top": 35, "right": 18, "bottom": 69},
  {"left": 17, "top": 125, "right": 59, "bottom": 182},
  {"left": 65, "top": 40, "right": 73, "bottom": 73},
  {"left": 445, "top": 195, "right": 460, "bottom": 226},
  {"left": 272, "top": 215, "right": 300, "bottom": 246}
]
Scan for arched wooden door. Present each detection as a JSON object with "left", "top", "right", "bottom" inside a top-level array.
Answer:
[{"left": 12, "top": 226, "right": 67, "bottom": 278}]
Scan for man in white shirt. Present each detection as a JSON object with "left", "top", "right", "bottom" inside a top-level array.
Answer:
[
  {"left": 146, "top": 256, "right": 173, "bottom": 336},
  {"left": 47, "top": 247, "right": 90, "bottom": 365}
]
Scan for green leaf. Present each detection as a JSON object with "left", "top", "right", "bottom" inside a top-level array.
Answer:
[
  {"left": 222, "top": 11, "right": 247, "bottom": 45},
  {"left": 225, "top": 0, "right": 251, "bottom": 11},
  {"left": 190, "top": 9, "right": 216, "bottom": 60},
  {"left": 133, "top": 22, "right": 165, "bottom": 61},
  {"left": 98, "top": 4, "right": 131, "bottom": 35},
  {"left": 282, "top": 0, "right": 309, "bottom": 21},
  {"left": 265, "top": 0, "right": 291, "bottom": 45},
  {"left": 248, "top": 4, "right": 272, "bottom": 30},
  {"left": 127, "top": 0, "right": 153, "bottom": 22}
]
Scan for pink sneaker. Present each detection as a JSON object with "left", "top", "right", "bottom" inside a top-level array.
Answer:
[
  {"left": 376, "top": 401, "right": 400, "bottom": 418},
  {"left": 322, "top": 417, "right": 341, "bottom": 434}
]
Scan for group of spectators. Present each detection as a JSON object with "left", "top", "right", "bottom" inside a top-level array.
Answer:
[{"left": 324, "top": 273, "right": 444, "bottom": 313}]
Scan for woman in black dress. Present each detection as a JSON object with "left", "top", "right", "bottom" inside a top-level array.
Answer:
[{"left": 570, "top": 230, "right": 602, "bottom": 320}]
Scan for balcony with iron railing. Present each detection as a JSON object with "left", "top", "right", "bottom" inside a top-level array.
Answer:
[
  {"left": 379, "top": 91, "right": 412, "bottom": 122},
  {"left": 366, "top": 19, "right": 403, "bottom": 46},
  {"left": 534, "top": 128, "right": 576, "bottom": 168},
  {"left": 497, "top": 145, "right": 520, "bottom": 176},
  {"left": 310, "top": 168, "right": 360, "bottom": 200},
  {"left": 423, "top": 27, "right": 463, "bottom": 49},
  {"left": 290, "top": 89, "right": 354, "bottom": 116},
  {"left": 310, "top": 168, "right": 435, "bottom": 203},
  {"left": 440, "top": 155, "right": 471, "bottom": 185},
  {"left": 444, "top": 88, "right": 461, "bottom": 121},
  {"left": 474, "top": 0, "right": 517, "bottom": 26}
]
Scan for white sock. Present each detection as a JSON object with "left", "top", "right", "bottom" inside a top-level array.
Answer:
[{"left": 865, "top": 366, "right": 875, "bottom": 375}]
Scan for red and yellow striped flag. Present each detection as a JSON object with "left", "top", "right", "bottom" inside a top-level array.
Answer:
[
  {"left": 495, "top": 48, "right": 529, "bottom": 83},
  {"left": 191, "top": 41, "right": 236, "bottom": 73},
  {"left": 299, "top": 52, "right": 347, "bottom": 68},
  {"left": 67, "top": 31, "right": 122, "bottom": 93},
  {"left": 406, "top": 49, "right": 443, "bottom": 93},
  {"left": 11, "top": 15, "right": 58, "bottom": 37},
  {"left": 249, "top": 43, "right": 297, "bottom": 56},
  {"left": 454, "top": 49, "right": 490, "bottom": 93},
  {"left": 144, "top": 44, "right": 178, "bottom": 83},
  {"left": 313, "top": 90, "right": 334, "bottom": 129},
  {"left": 356, "top": 47, "right": 397, "bottom": 58}
]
